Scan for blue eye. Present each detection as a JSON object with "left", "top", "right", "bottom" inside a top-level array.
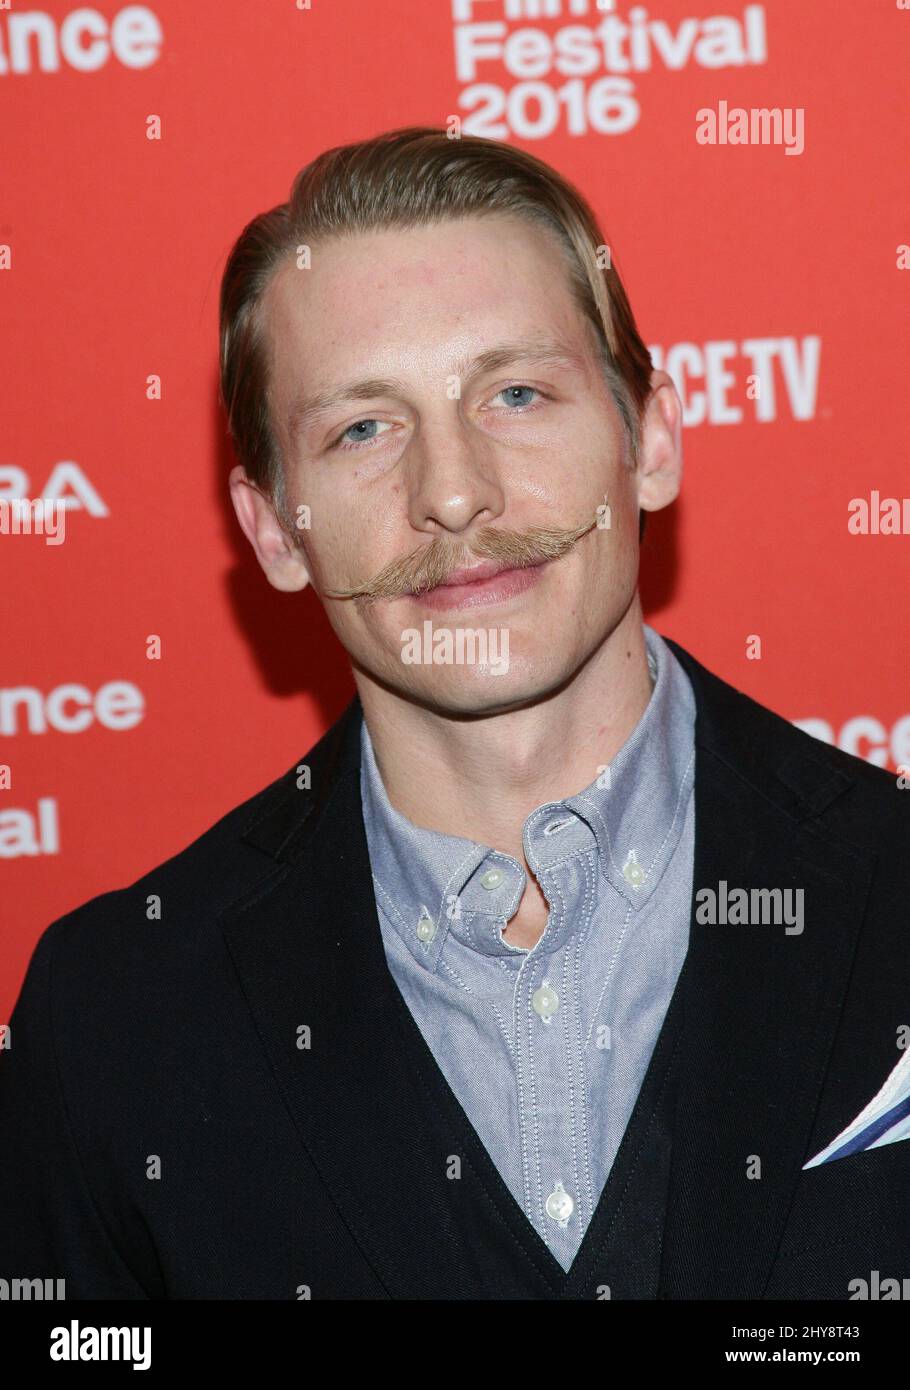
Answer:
[
  {"left": 497, "top": 385, "right": 539, "bottom": 408},
  {"left": 336, "top": 419, "right": 390, "bottom": 449}
]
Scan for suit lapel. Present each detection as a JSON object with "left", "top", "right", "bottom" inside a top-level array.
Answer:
[
  {"left": 220, "top": 698, "right": 562, "bottom": 1298},
  {"left": 658, "top": 639, "right": 876, "bottom": 1298}
]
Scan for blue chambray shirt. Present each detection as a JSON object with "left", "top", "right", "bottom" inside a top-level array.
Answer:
[{"left": 360, "top": 623, "right": 697, "bottom": 1272}]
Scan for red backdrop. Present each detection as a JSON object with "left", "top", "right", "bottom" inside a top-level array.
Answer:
[{"left": 2, "top": 0, "right": 908, "bottom": 1021}]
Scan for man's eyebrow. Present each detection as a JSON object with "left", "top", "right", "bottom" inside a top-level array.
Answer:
[{"left": 285, "top": 338, "right": 587, "bottom": 442}]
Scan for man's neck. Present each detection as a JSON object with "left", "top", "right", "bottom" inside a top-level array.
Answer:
[{"left": 354, "top": 598, "right": 654, "bottom": 864}]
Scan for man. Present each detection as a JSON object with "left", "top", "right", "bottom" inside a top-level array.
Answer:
[{"left": 2, "top": 127, "right": 908, "bottom": 1300}]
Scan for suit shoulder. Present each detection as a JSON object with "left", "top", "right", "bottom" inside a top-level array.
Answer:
[
  {"left": 753, "top": 684, "right": 903, "bottom": 803},
  {"left": 664, "top": 635, "right": 908, "bottom": 844},
  {"left": 19, "top": 698, "right": 360, "bottom": 1011},
  {"left": 41, "top": 758, "right": 301, "bottom": 972}
]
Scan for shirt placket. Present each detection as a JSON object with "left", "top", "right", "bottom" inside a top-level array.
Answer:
[{"left": 511, "top": 854, "right": 593, "bottom": 1267}]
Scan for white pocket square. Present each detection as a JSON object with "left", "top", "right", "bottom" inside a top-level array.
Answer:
[{"left": 803, "top": 1046, "right": 910, "bottom": 1169}]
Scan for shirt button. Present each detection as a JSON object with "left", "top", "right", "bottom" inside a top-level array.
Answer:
[
  {"left": 479, "top": 867, "right": 504, "bottom": 890},
  {"left": 532, "top": 983, "right": 559, "bottom": 1020},
  {"left": 545, "top": 1181, "right": 574, "bottom": 1225},
  {"left": 622, "top": 850, "right": 645, "bottom": 888},
  {"left": 416, "top": 908, "right": 437, "bottom": 943}
]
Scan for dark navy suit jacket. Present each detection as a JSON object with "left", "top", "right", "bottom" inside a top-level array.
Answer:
[{"left": 2, "top": 637, "right": 909, "bottom": 1299}]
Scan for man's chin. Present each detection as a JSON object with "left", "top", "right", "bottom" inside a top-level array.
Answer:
[{"left": 397, "top": 659, "right": 572, "bottom": 719}]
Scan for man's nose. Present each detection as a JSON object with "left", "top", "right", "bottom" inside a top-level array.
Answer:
[{"left": 405, "top": 415, "right": 506, "bottom": 537}]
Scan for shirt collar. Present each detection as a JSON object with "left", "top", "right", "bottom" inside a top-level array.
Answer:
[{"left": 360, "top": 624, "right": 696, "bottom": 967}]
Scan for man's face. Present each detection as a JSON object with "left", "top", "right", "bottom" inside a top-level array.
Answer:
[{"left": 247, "top": 212, "right": 676, "bottom": 714}]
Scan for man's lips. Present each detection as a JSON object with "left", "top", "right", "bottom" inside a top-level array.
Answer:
[
  {"left": 415, "top": 559, "right": 540, "bottom": 594},
  {"left": 405, "top": 558, "right": 551, "bottom": 612}
]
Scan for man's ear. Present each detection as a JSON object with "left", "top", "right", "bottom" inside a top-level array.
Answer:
[
  {"left": 636, "top": 369, "right": 683, "bottom": 517},
  {"left": 229, "top": 465, "right": 312, "bottom": 593}
]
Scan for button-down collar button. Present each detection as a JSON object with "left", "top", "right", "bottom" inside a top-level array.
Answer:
[
  {"left": 622, "top": 849, "right": 645, "bottom": 888},
  {"left": 545, "top": 1181, "right": 574, "bottom": 1225},
  {"left": 416, "top": 907, "right": 437, "bottom": 943},
  {"left": 532, "top": 983, "right": 559, "bottom": 1020},
  {"left": 479, "top": 867, "right": 504, "bottom": 890}
]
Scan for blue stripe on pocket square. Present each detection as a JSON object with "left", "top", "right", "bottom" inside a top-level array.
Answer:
[{"left": 803, "top": 1046, "right": 910, "bottom": 1169}]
